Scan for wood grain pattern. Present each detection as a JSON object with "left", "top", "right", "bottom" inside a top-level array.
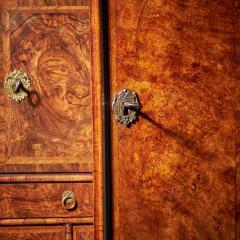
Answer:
[
  {"left": 0, "top": 159, "right": 93, "bottom": 173},
  {"left": 0, "top": 6, "right": 94, "bottom": 173},
  {"left": 0, "top": 0, "right": 103, "bottom": 239},
  {"left": 73, "top": 225, "right": 94, "bottom": 240},
  {"left": 0, "top": 173, "right": 93, "bottom": 182},
  {"left": 236, "top": 1, "right": 240, "bottom": 239},
  {"left": 0, "top": 182, "right": 93, "bottom": 218},
  {"left": 0, "top": 0, "right": 88, "bottom": 9},
  {"left": 0, "top": 217, "right": 93, "bottom": 225},
  {"left": 66, "top": 223, "right": 73, "bottom": 240},
  {"left": 110, "top": 0, "right": 236, "bottom": 239},
  {"left": 90, "top": 0, "right": 104, "bottom": 239},
  {"left": 0, "top": 226, "right": 65, "bottom": 240}
]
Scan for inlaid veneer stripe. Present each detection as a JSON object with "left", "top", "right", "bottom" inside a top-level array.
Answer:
[
  {"left": 0, "top": 217, "right": 93, "bottom": 225},
  {"left": 4, "top": 6, "right": 89, "bottom": 11},
  {"left": 0, "top": 173, "right": 93, "bottom": 183}
]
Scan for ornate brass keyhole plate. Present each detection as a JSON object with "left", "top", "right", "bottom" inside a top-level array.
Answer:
[
  {"left": 4, "top": 69, "right": 31, "bottom": 103},
  {"left": 112, "top": 89, "right": 140, "bottom": 127}
]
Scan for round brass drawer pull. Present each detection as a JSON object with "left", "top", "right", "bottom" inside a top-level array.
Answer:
[
  {"left": 4, "top": 69, "right": 31, "bottom": 102},
  {"left": 62, "top": 190, "right": 76, "bottom": 210}
]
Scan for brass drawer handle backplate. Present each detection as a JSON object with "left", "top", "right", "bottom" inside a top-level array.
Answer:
[
  {"left": 4, "top": 69, "right": 31, "bottom": 102},
  {"left": 62, "top": 190, "right": 77, "bottom": 210}
]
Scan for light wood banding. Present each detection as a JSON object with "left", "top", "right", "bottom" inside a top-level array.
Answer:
[
  {"left": 0, "top": 217, "right": 93, "bottom": 225},
  {"left": 0, "top": 173, "right": 93, "bottom": 183}
]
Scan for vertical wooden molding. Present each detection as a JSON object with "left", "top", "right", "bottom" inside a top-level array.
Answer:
[
  {"left": 108, "top": 0, "right": 119, "bottom": 239},
  {"left": 2, "top": 10, "right": 10, "bottom": 75},
  {"left": 90, "top": 0, "right": 104, "bottom": 239},
  {"left": 65, "top": 223, "right": 72, "bottom": 240}
]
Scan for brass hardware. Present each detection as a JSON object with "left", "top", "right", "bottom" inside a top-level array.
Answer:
[
  {"left": 62, "top": 190, "right": 76, "bottom": 210},
  {"left": 4, "top": 69, "right": 31, "bottom": 102},
  {"left": 112, "top": 89, "right": 140, "bottom": 127}
]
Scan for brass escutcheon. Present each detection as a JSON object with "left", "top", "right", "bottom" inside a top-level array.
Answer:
[
  {"left": 62, "top": 190, "right": 76, "bottom": 210},
  {"left": 112, "top": 89, "right": 140, "bottom": 127},
  {"left": 4, "top": 69, "right": 31, "bottom": 102}
]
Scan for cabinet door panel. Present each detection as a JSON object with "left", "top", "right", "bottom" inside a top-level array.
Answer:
[{"left": 0, "top": 3, "right": 94, "bottom": 173}]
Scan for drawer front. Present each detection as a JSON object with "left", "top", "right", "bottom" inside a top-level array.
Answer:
[
  {"left": 0, "top": 183, "right": 93, "bottom": 218},
  {"left": 0, "top": 226, "right": 65, "bottom": 240}
]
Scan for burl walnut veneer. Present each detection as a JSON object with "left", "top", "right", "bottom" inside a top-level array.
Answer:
[
  {"left": 0, "top": 0, "right": 103, "bottom": 239},
  {"left": 109, "top": 0, "right": 239, "bottom": 239}
]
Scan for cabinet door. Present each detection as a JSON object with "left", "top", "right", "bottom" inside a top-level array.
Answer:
[
  {"left": 0, "top": 0, "right": 101, "bottom": 174},
  {"left": 109, "top": 0, "right": 236, "bottom": 239}
]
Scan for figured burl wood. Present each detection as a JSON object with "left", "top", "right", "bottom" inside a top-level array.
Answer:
[
  {"left": 236, "top": 1, "right": 240, "bottom": 239},
  {"left": 0, "top": 182, "right": 93, "bottom": 218},
  {"left": 110, "top": 0, "right": 236, "bottom": 239},
  {"left": 0, "top": 1, "right": 103, "bottom": 240},
  {"left": 0, "top": 7, "right": 93, "bottom": 172},
  {"left": 0, "top": 226, "right": 65, "bottom": 240}
]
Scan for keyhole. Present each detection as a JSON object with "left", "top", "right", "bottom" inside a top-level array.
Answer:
[
  {"left": 15, "top": 80, "right": 22, "bottom": 93},
  {"left": 13, "top": 79, "right": 29, "bottom": 94},
  {"left": 123, "top": 107, "right": 129, "bottom": 116}
]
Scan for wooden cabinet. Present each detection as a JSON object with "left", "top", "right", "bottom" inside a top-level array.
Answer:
[
  {"left": 0, "top": 0, "right": 102, "bottom": 239},
  {"left": 1, "top": 0, "right": 238, "bottom": 239}
]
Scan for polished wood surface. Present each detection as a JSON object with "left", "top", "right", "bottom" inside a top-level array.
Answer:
[
  {"left": 0, "top": 0, "right": 102, "bottom": 238},
  {"left": 236, "top": 2, "right": 240, "bottom": 239},
  {"left": 90, "top": 0, "right": 104, "bottom": 239},
  {"left": 0, "top": 0, "right": 88, "bottom": 8},
  {"left": 0, "top": 173, "right": 93, "bottom": 182},
  {"left": 0, "top": 217, "right": 93, "bottom": 225},
  {"left": 73, "top": 225, "right": 94, "bottom": 240},
  {"left": 0, "top": 5, "right": 93, "bottom": 173},
  {"left": 0, "top": 182, "right": 93, "bottom": 218},
  {"left": 0, "top": 0, "right": 103, "bottom": 238},
  {"left": 0, "top": 226, "right": 65, "bottom": 240},
  {"left": 0, "top": 225, "right": 94, "bottom": 240},
  {"left": 109, "top": 0, "right": 236, "bottom": 239}
]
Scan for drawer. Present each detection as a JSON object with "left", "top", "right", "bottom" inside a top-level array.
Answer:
[
  {"left": 0, "top": 183, "right": 93, "bottom": 218},
  {"left": 0, "top": 226, "right": 65, "bottom": 240},
  {"left": 0, "top": 225, "right": 93, "bottom": 240}
]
